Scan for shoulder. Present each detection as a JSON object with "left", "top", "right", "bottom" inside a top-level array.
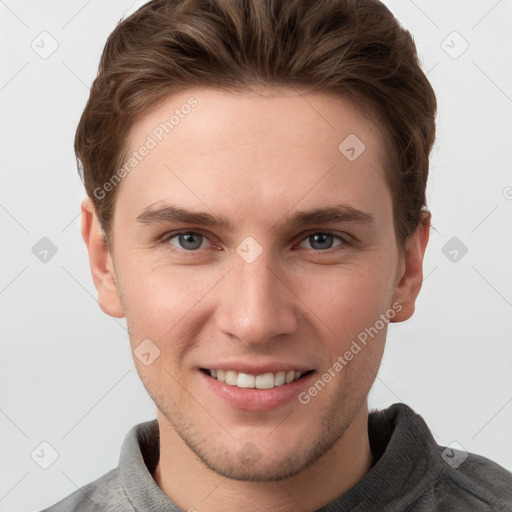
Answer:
[
  {"left": 367, "top": 404, "right": 512, "bottom": 511},
  {"left": 39, "top": 467, "right": 131, "bottom": 512},
  {"left": 39, "top": 420, "right": 159, "bottom": 512},
  {"left": 430, "top": 450, "right": 512, "bottom": 510}
]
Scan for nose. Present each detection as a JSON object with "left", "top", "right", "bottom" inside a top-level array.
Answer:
[{"left": 215, "top": 248, "right": 299, "bottom": 347}]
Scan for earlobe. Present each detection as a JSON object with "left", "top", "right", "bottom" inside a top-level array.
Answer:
[
  {"left": 81, "top": 197, "right": 125, "bottom": 318},
  {"left": 390, "top": 211, "right": 431, "bottom": 322}
]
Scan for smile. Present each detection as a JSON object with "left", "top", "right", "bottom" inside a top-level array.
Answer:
[{"left": 202, "top": 369, "right": 311, "bottom": 389}]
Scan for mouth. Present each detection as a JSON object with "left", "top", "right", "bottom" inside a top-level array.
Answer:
[
  {"left": 200, "top": 368, "right": 314, "bottom": 389},
  {"left": 198, "top": 362, "right": 317, "bottom": 411}
]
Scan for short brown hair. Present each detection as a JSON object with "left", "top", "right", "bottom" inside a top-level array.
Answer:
[{"left": 75, "top": 0, "right": 436, "bottom": 249}]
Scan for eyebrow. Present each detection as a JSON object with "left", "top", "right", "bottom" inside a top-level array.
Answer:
[{"left": 135, "top": 203, "right": 375, "bottom": 230}]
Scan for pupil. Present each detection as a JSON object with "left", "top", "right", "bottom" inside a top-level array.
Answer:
[{"left": 311, "top": 233, "right": 333, "bottom": 250}]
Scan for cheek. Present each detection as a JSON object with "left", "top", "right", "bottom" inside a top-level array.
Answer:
[
  {"left": 297, "top": 258, "right": 396, "bottom": 361},
  {"left": 303, "top": 260, "right": 395, "bottom": 324},
  {"left": 119, "top": 262, "right": 222, "bottom": 348},
  {"left": 120, "top": 266, "right": 221, "bottom": 390}
]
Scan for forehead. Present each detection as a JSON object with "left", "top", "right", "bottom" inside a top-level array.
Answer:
[
  {"left": 129, "top": 86, "right": 385, "bottom": 158},
  {"left": 116, "top": 87, "right": 390, "bottom": 224}
]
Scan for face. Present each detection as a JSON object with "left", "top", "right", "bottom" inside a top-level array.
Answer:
[{"left": 84, "top": 87, "right": 427, "bottom": 482}]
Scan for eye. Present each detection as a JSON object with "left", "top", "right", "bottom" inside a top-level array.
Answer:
[
  {"left": 166, "top": 231, "right": 212, "bottom": 251},
  {"left": 297, "top": 232, "right": 348, "bottom": 251}
]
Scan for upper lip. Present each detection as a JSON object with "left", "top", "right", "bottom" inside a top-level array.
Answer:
[{"left": 199, "top": 362, "right": 314, "bottom": 375}]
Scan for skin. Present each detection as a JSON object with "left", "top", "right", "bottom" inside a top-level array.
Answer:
[{"left": 82, "top": 87, "right": 430, "bottom": 512}]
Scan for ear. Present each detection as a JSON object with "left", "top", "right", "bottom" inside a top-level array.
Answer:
[
  {"left": 390, "top": 211, "right": 431, "bottom": 322},
  {"left": 81, "top": 197, "right": 125, "bottom": 318}
]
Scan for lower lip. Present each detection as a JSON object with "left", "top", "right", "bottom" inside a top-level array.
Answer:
[{"left": 198, "top": 370, "right": 316, "bottom": 412}]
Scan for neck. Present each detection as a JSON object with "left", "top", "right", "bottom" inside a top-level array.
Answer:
[{"left": 153, "top": 404, "right": 373, "bottom": 512}]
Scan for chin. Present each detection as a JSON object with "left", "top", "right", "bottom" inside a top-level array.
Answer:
[{"left": 193, "top": 445, "right": 320, "bottom": 482}]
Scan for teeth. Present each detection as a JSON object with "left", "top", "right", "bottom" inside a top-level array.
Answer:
[
  {"left": 208, "top": 369, "right": 306, "bottom": 389},
  {"left": 274, "top": 371, "right": 286, "bottom": 386},
  {"left": 255, "top": 373, "right": 274, "bottom": 389},
  {"left": 237, "top": 373, "right": 255, "bottom": 388},
  {"left": 225, "top": 370, "right": 237, "bottom": 386}
]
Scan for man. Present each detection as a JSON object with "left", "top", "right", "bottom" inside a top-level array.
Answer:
[{"left": 42, "top": 0, "right": 512, "bottom": 510}]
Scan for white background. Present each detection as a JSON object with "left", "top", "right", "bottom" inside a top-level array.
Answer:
[{"left": 1, "top": 1, "right": 511, "bottom": 511}]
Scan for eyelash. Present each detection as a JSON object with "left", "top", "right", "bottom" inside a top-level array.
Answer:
[{"left": 160, "top": 229, "right": 353, "bottom": 255}]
